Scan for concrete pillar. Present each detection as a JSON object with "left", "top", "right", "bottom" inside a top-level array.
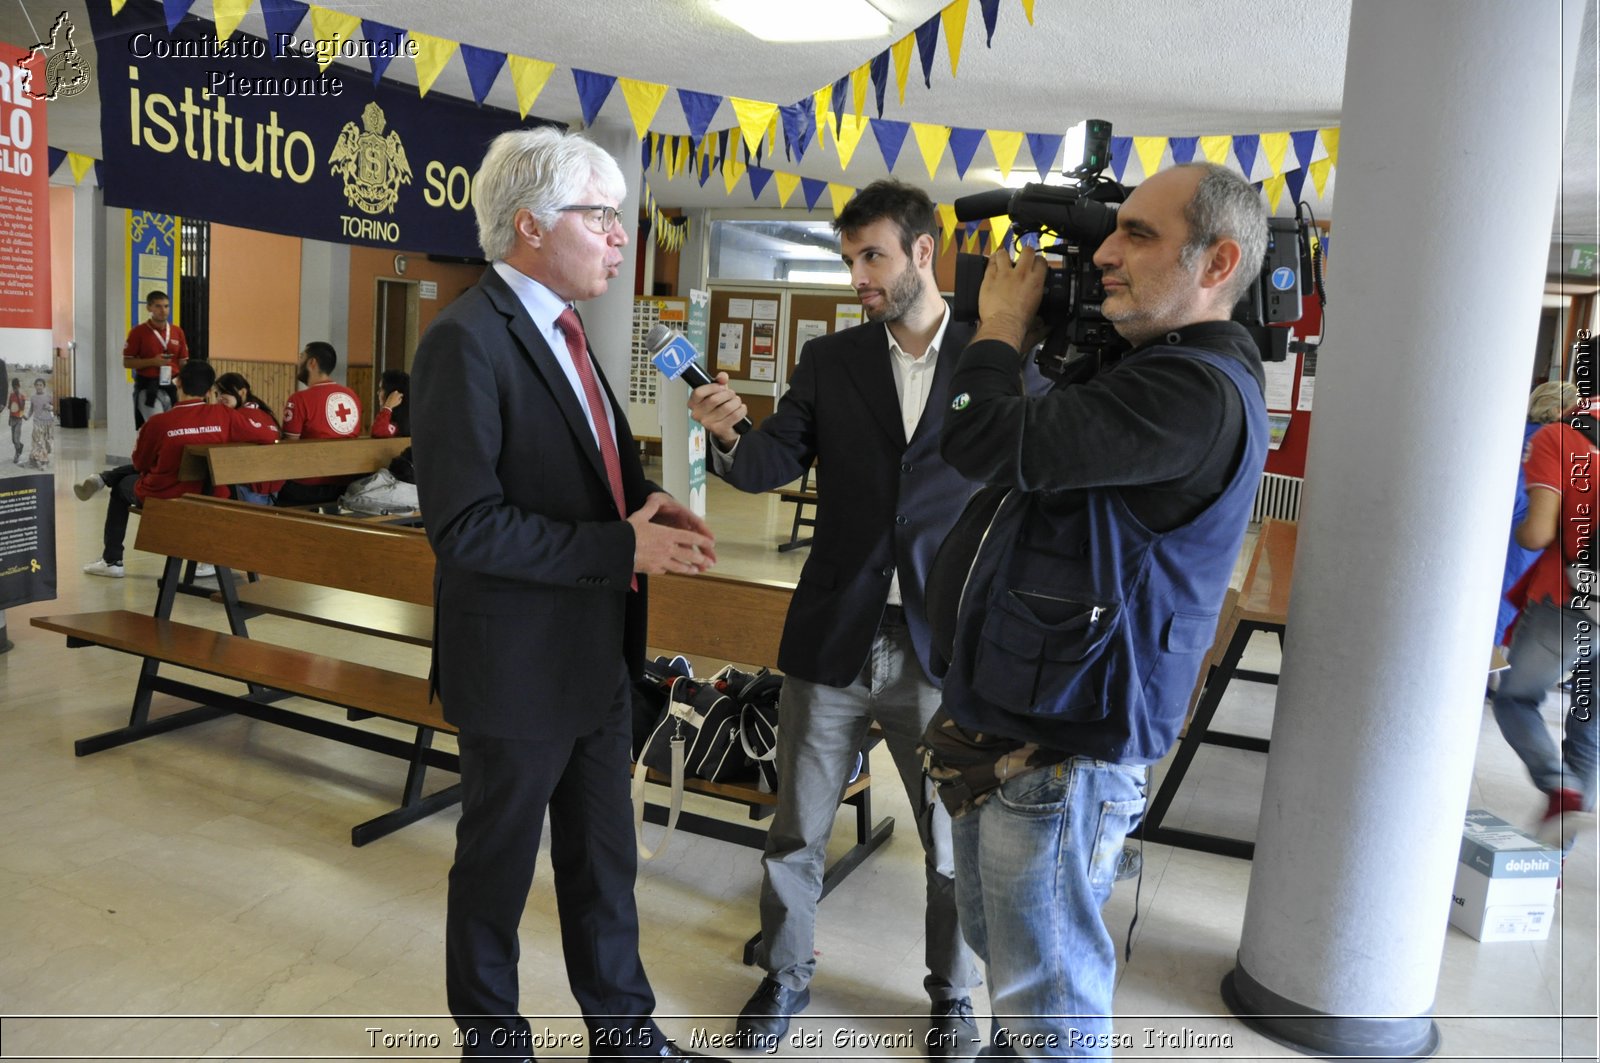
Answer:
[
  {"left": 1225, "top": 2, "right": 1584, "bottom": 1057},
  {"left": 72, "top": 182, "right": 105, "bottom": 424},
  {"left": 579, "top": 120, "right": 643, "bottom": 394},
  {"left": 299, "top": 239, "right": 351, "bottom": 382}
]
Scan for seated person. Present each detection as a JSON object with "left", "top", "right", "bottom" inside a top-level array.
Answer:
[
  {"left": 276, "top": 341, "right": 363, "bottom": 507},
  {"left": 83, "top": 361, "right": 279, "bottom": 578},
  {"left": 216, "top": 372, "right": 284, "bottom": 505},
  {"left": 370, "top": 369, "right": 410, "bottom": 438}
]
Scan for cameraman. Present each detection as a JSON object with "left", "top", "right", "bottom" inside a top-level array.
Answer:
[{"left": 923, "top": 163, "right": 1269, "bottom": 1058}]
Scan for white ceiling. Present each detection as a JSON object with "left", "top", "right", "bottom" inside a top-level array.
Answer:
[{"left": 7, "top": 0, "right": 1597, "bottom": 256}]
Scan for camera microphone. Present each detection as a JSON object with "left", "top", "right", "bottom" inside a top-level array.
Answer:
[
  {"left": 953, "top": 188, "right": 1015, "bottom": 223},
  {"left": 645, "top": 322, "right": 753, "bottom": 435}
]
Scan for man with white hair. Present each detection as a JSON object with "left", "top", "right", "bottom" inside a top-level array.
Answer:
[{"left": 411, "top": 127, "right": 719, "bottom": 1062}]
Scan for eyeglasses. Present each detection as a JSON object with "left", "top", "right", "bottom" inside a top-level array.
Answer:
[{"left": 559, "top": 204, "right": 625, "bottom": 234}]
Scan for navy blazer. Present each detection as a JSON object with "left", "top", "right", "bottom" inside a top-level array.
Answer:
[
  {"left": 718, "top": 318, "right": 984, "bottom": 687},
  {"left": 411, "top": 267, "right": 656, "bottom": 739}
]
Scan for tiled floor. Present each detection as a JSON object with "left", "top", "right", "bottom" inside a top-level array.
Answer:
[{"left": 0, "top": 427, "right": 1594, "bottom": 1061}]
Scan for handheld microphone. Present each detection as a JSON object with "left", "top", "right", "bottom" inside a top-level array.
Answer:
[{"left": 645, "top": 322, "right": 753, "bottom": 435}]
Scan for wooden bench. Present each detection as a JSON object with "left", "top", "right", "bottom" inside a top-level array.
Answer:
[
  {"left": 178, "top": 436, "right": 411, "bottom": 495},
  {"left": 32, "top": 495, "right": 452, "bottom": 847},
  {"left": 774, "top": 465, "right": 818, "bottom": 552}
]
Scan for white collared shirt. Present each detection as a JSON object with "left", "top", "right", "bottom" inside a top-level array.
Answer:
[
  {"left": 493, "top": 261, "right": 617, "bottom": 449},
  {"left": 882, "top": 304, "right": 949, "bottom": 606}
]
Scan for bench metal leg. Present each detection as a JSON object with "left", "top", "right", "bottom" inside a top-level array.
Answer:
[{"left": 352, "top": 783, "right": 462, "bottom": 847}]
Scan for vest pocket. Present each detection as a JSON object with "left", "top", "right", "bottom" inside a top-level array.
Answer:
[{"left": 973, "top": 588, "right": 1120, "bottom": 719}]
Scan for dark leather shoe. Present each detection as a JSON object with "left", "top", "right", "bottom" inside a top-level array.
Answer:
[
  {"left": 734, "top": 976, "right": 810, "bottom": 1048},
  {"left": 928, "top": 997, "right": 980, "bottom": 1061},
  {"left": 589, "top": 1037, "right": 723, "bottom": 1061}
]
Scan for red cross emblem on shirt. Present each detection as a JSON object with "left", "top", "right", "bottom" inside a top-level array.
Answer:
[{"left": 334, "top": 402, "right": 353, "bottom": 425}]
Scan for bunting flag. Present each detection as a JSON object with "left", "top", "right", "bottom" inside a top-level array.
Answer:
[
  {"left": 1132, "top": 136, "right": 1166, "bottom": 181},
  {"left": 411, "top": 31, "right": 459, "bottom": 97},
  {"left": 747, "top": 166, "right": 775, "bottom": 201},
  {"left": 1108, "top": 136, "right": 1131, "bottom": 181},
  {"left": 1320, "top": 127, "right": 1341, "bottom": 166},
  {"left": 162, "top": 0, "right": 196, "bottom": 33},
  {"left": 1260, "top": 131, "right": 1290, "bottom": 177},
  {"left": 775, "top": 171, "right": 801, "bottom": 208},
  {"left": 936, "top": 202, "right": 957, "bottom": 253},
  {"left": 309, "top": 5, "right": 359, "bottom": 70},
  {"left": 871, "top": 119, "right": 910, "bottom": 171},
  {"left": 891, "top": 34, "right": 914, "bottom": 104},
  {"left": 1309, "top": 157, "right": 1333, "bottom": 199},
  {"left": 912, "top": 123, "right": 950, "bottom": 179},
  {"left": 988, "top": 129, "right": 1023, "bottom": 180},
  {"left": 259, "top": 0, "right": 309, "bottom": 57},
  {"left": 1198, "top": 135, "right": 1231, "bottom": 164},
  {"left": 460, "top": 44, "right": 507, "bottom": 105},
  {"left": 850, "top": 60, "right": 869, "bottom": 118},
  {"left": 914, "top": 15, "right": 941, "bottom": 88},
  {"left": 830, "top": 73, "right": 850, "bottom": 131},
  {"left": 947, "top": 126, "right": 985, "bottom": 178},
  {"left": 1285, "top": 166, "right": 1307, "bottom": 206},
  {"left": 572, "top": 69, "right": 616, "bottom": 126},
  {"left": 361, "top": 20, "right": 406, "bottom": 82},
  {"left": 619, "top": 78, "right": 669, "bottom": 138},
  {"left": 780, "top": 100, "right": 815, "bottom": 162},
  {"left": 1232, "top": 134, "right": 1260, "bottom": 180},
  {"left": 800, "top": 177, "right": 828, "bottom": 211},
  {"left": 1262, "top": 174, "right": 1286, "bottom": 213},
  {"left": 1021, "top": 0, "right": 1035, "bottom": 23},
  {"left": 722, "top": 152, "right": 747, "bottom": 194},
  {"left": 1168, "top": 135, "right": 1198, "bottom": 165},
  {"left": 47, "top": 147, "right": 65, "bottom": 176},
  {"left": 869, "top": 50, "right": 890, "bottom": 117},
  {"left": 1290, "top": 129, "right": 1321, "bottom": 170},
  {"left": 507, "top": 55, "right": 555, "bottom": 118},
  {"left": 828, "top": 183, "right": 855, "bottom": 217},
  {"left": 812, "top": 84, "right": 837, "bottom": 151},
  {"left": 941, "top": 0, "right": 970, "bottom": 77},
  {"left": 1025, "top": 131, "right": 1063, "bottom": 181},
  {"left": 213, "top": 0, "right": 251, "bottom": 39},
  {"left": 979, "top": 0, "right": 1002, "bottom": 45},
  {"left": 835, "top": 113, "right": 870, "bottom": 169},
  {"left": 730, "top": 98, "right": 777, "bottom": 155},
  {"left": 678, "top": 90, "right": 723, "bottom": 144},
  {"left": 68, "top": 152, "right": 95, "bottom": 184},
  {"left": 990, "top": 213, "right": 1012, "bottom": 251},
  {"left": 110, "top": 0, "right": 128, "bottom": 13}
]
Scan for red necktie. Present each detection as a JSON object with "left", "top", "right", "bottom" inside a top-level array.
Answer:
[{"left": 558, "top": 308, "right": 637, "bottom": 590}]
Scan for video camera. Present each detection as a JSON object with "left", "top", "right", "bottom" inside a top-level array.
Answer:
[{"left": 951, "top": 119, "right": 1323, "bottom": 379}]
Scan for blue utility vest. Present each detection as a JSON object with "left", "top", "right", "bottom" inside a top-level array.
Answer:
[{"left": 940, "top": 348, "right": 1268, "bottom": 765}]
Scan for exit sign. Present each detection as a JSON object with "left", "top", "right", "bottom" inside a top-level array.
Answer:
[{"left": 1571, "top": 244, "right": 1598, "bottom": 276}]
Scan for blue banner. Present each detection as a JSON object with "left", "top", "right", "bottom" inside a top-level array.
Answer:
[{"left": 90, "top": 0, "right": 558, "bottom": 259}]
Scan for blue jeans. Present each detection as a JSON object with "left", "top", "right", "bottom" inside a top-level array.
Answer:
[
  {"left": 952, "top": 757, "right": 1146, "bottom": 1060},
  {"left": 1491, "top": 599, "right": 1598, "bottom": 810}
]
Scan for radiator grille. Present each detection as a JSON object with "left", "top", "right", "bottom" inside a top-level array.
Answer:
[{"left": 1252, "top": 472, "right": 1304, "bottom": 523}]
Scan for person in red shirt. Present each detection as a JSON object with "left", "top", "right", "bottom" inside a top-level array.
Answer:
[
  {"left": 123, "top": 291, "right": 189, "bottom": 428},
  {"left": 278, "top": 341, "right": 363, "bottom": 507},
  {"left": 1492, "top": 403, "right": 1600, "bottom": 847},
  {"left": 369, "top": 369, "right": 410, "bottom": 438},
  {"left": 83, "top": 360, "right": 278, "bottom": 579}
]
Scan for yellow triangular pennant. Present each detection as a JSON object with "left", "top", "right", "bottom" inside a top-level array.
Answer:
[
  {"left": 1320, "top": 127, "right": 1341, "bottom": 167},
  {"left": 67, "top": 152, "right": 94, "bottom": 184},
  {"left": 828, "top": 183, "right": 855, "bottom": 218},
  {"left": 851, "top": 61, "right": 869, "bottom": 118},
  {"left": 507, "top": 55, "right": 555, "bottom": 118},
  {"left": 835, "top": 113, "right": 870, "bottom": 170},
  {"left": 990, "top": 215, "right": 1012, "bottom": 250},
  {"left": 942, "top": 0, "right": 970, "bottom": 77},
  {"left": 1198, "top": 135, "right": 1232, "bottom": 165},
  {"left": 1260, "top": 132, "right": 1290, "bottom": 177},
  {"left": 1309, "top": 157, "right": 1333, "bottom": 199},
  {"left": 309, "top": 6, "right": 360, "bottom": 70},
  {"left": 730, "top": 98, "right": 778, "bottom": 156},
  {"left": 988, "top": 129, "right": 1024, "bottom": 180},
  {"left": 722, "top": 153, "right": 748, "bottom": 195},
  {"left": 618, "top": 79, "right": 668, "bottom": 140},
  {"left": 110, "top": 0, "right": 128, "bottom": 13},
  {"left": 675, "top": 136, "right": 691, "bottom": 178},
  {"left": 410, "top": 31, "right": 459, "bottom": 98},
  {"left": 812, "top": 85, "right": 836, "bottom": 150},
  {"left": 1021, "top": 0, "right": 1036, "bottom": 23},
  {"left": 1262, "top": 174, "right": 1286, "bottom": 213},
  {"left": 912, "top": 123, "right": 951, "bottom": 180},
  {"left": 212, "top": 0, "right": 251, "bottom": 40},
  {"left": 775, "top": 171, "right": 801, "bottom": 208},
  {"left": 936, "top": 203, "right": 957, "bottom": 255},
  {"left": 1132, "top": 136, "right": 1167, "bottom": 181},
  {"left": 891, "top": 34, "right": 914, "bottom": 104},
  {"left": 767, "top": 114, "right": 778, "bottom": 156}
]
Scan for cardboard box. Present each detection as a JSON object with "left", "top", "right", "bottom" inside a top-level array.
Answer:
[{"left": 1449, "top": 809, "right": 1559, "bottom": 942}]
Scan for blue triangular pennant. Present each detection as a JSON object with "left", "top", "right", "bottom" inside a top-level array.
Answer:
[
  {"left": 678, "top": 89, "right": 723, "bottom": 144},
  {"left": 1232, "top": 134, "right": 1260, "bottom": 179},
  {"left": 914, "top": 15, "right": 940, "bottom": 88},
  {"left": 1168, "top": 136, "right": 1198, "bottom": 165},
  {"left": 747, "top": 166, "right": 775, "bottom": 201},
  {"left": 715, "top": 129, "right": 730, "bottom": 168},
  {"left": 47, "top": 147, "right": 65, "bottom": 176},
  {"left": 947, "top": 126, "right": 985, "bottom": 179},
  {"left": 360, "top": 20, "right": 405, "bottom": 83},
  {"left": 870, "top": 119, "right": 910, "bottom": 171},
  {"left": 830, "top": 74, "right": 849, "bottom": 127},
  {"left": 1285, "top": 167, "right": 1307, "bottom": 205},
  {"left": 869, "top": 49, "right": 889, "bottom": 118},
  {"left": 698, "top": 148, "right": 713, "bottom": 186},
  {"left": 1025, "top": 132, "right": 1065, "bottom": 181},
  {"left": 572, "top": 69, "right": 616, "bottom": 127},
  {"left": 780, "top": 100, "right": 815, "bottom": 162},
  {"left": 979, "top": 0, "right": 1001, "bottom": 44},
  {"left": 1109, "top": 136, "right": 1132, "bottom": 182},
  {"left": 162, "top": 0, "right": 196, "bottom": 33},
  {"left": 800, "top": 177, "right": 828, "bottom": 211},
  {"left": 1290, "top": 129, "right": 1319, "bottom": 171},
  {"left": 259, "top": 0, "right": 309, "bottom": 57},
  {"left": 459, "top": 44, "right": 506, "bottom": 106}
]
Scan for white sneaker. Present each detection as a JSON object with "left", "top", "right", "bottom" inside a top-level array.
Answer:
[
  {"left": 193, "top": 563, "right": 216, "bottom": 578},
  {"left": 83, "top": 559, "right": 125, "bottom": 578},
  {"left": 74, "top": 475, "right": 104, "bottom": 501}
]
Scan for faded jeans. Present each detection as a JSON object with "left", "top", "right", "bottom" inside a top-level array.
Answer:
[{"left": 1491, "top": 599, "right": 1598, "bottom": 810}]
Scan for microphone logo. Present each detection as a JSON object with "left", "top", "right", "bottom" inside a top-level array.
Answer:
[{"left": 651, "top": 333, "right": 699, "bottom": 379}]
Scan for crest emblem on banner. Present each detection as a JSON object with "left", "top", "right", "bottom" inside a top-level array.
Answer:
[
  {"left": 330, "top": 103, "right": 412, "bottom": 215},
  {"left": 26, "top": 12, "right": 91, "bottom": 101}
]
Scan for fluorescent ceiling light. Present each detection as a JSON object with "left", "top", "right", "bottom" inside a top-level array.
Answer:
[{"left": 708, "top": 0, "right": 891, "bottom": 42}]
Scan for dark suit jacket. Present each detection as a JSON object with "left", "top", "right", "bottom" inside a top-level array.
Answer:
[
  {"left": 717, "top": 318, "right": 984, "bottom": 687},
  {"left": 411, "top": 267, "right": 656, "bottom": 739}
]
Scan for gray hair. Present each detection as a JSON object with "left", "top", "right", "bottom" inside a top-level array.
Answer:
[
  {"left": 1174, "top": 162, "right": 1269, "bottom": 307},
  {"left": 1528, "top": 380, "right": 1580, "bottom": 423},
  {"left": 472, "top": 127, "right": 627, "bottom": 261}
]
